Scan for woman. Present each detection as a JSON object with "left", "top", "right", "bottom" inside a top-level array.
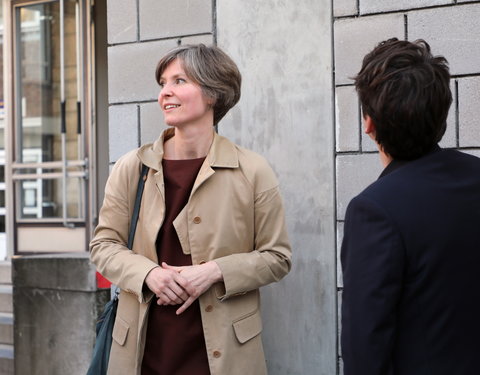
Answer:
[{"left": 90, "top": 44, "right": 292, "bottom": 375}]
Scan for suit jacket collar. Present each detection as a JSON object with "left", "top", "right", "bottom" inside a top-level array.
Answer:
[
  {"left": 136, "top": 128, "right": 239, "bottom": 171},
  {"left": 379, "top": 144, "right": 442, "bottom": 179}
]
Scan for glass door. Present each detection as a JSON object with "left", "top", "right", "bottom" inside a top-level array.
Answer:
[{"left": 11, "top": 0, "right": 92, "bottom": 253}]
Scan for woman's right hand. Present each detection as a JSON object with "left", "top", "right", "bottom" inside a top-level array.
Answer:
[{"left": 144, "top": 267, "right": 193, "bottom": 305}]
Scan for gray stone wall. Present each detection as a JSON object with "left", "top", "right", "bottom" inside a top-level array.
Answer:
[
  {"left": 106, "top": 0, "right": 214, "bottom": 163},
  {"left": 334, "top": 1, "right": 480, "bottom": 372},
  {"left": 217, "top": 1, "right": 336, "bottom": 374},
  {"left": 106, "top": 1, "right": 480, "bottom": 374}
]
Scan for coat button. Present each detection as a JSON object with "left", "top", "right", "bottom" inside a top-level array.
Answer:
[
  {"left": 205, "top": 305, "right": 213, "bottom": 312},
  {"left": 213, "top": 350, "right": 221, "bottom": 358},
  {"left": 193, "top": 216, "right": 201, "bottom": 224}
]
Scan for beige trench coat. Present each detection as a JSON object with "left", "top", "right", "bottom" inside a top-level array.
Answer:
[{"left": 90, "top": 128, "right": 292, "bottom": 375}]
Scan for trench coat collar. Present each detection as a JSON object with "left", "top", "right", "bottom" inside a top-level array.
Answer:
[{"left": 136, "top": 127, "right": 239, "bottom": 171}]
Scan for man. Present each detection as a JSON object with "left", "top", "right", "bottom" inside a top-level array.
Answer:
[{"left": 341, "top": 38, "right": 480, "bottom": 375}]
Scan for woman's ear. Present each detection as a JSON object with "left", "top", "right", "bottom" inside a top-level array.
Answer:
[{"left": 204, "top": 92, "right": 216, "bottom": 107}]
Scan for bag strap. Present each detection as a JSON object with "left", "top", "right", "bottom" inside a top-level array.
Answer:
[{"left": 127, "top": 164, "right": 149, "bottom": 250}]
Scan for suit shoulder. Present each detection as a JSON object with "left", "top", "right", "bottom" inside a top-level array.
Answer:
[{"left": 450, "top": 149, "right": 480, "bottom": 166}]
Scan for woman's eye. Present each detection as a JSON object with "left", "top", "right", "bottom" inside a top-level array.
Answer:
[
  {"left": 176, "top": 78, "right": 186, "bottom": 84},
  {"left": 158, "top": 82, "right": 165, "bottom": 88}
]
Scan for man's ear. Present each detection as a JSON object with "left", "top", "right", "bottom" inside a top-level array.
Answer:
[{"left": 364, "top": 115, "right": 376, "bottom": 139}]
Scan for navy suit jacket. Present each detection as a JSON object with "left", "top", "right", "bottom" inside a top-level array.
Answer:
[{"left": 341, "top": 146, "right": 480, "bottom": 375}]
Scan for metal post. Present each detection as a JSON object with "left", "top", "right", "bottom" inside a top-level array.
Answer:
[
  {"left": 60, "top": 0, "right": 73, "bottom": 228},
  {"left": 75, "top": 0, "right": 85, "bottom": 219}
]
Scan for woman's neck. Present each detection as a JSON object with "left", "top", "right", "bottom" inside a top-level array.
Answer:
[{"left": 163, "top": 125, "right": 214, "bottom": 160}]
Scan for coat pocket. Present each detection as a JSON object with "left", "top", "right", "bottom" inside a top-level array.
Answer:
[
  {"left": 112, "top": 316, "right": 129, "bottom": 346},
  {"left": 232, "top": 310, "right": 262, "bottom": 344}
]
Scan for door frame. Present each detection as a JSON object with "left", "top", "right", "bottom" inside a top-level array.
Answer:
[{"left": 3, "top": 0, "right": 98, "bottom": 256}]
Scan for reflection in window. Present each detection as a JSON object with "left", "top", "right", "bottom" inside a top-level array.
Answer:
[{"left": 15, "top": 0, "right": 82, "bottom": 220}]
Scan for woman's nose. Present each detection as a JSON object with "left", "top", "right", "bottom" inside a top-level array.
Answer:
[{"left": 160, "top": 84, "right": 172, "bottom": 98}]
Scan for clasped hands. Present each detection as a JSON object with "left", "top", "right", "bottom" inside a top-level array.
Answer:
[{"left": 144, "top": 261, "right": 223, "bottom": 315}]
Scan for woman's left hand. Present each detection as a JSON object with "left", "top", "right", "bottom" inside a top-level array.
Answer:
[{"left": 161, "top": 261, "right": 223, "bottom": 315}]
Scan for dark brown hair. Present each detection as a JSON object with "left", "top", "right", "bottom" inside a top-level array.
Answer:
[
  {"left": 156, "top": 44, "right": 242, "bottom": 126},
  {"left": 355, "top": 38, "right": 452, "bottom": 160}
]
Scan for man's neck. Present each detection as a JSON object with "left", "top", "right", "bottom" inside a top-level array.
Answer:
[{"left": 379, "top": 148, "right": 393, "bottom": 167}]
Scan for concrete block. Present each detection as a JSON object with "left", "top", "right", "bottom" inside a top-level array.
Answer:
[
  {"left": 139, "top": 0, "right": 212, "bottom": 40},
  {"left": 0, "top": 286, "right": 12, "bottom": 313},
  {"left": 408, "top": 4, "right": 480, "bottom": 76},
  {"left": 336, "top": 86, "right": 360, "bottom": 152},
  {"left": 0, "top": 344, "right": 13, "bottom": 375},
  {"left": 0, "top": 313, "right": 13, "bottom": 345},
  {"left": 360, "top": 0, "right": 451, "bottom": 15},
  {"left": 336, "top": 153, "right": 383, "bottom": 220},
  {"left": 463, "top": 149, "right": 480, "bottom": 158},
  {"left": 334, "top": 0, "right": 358, "bottom": 17},
  {"left": 334, "top": 14, "right": 405, "bottom": 84},
  {"left": 337, "top": 222, "right": 344, "bottom": 288},
  {"left": 12, "top": 253, "right": 97, "bottom": 291},
  {"left": 181, "top": 34, "right": 214, "bottom": 45},
  {"left": 338, "top": 290, "right": 343, "bottom": 357},
  {"left": 107, "top": 0, "right": 137, "bottom": 44},
  {"left": 108, "top": 39, "right": 178, "bottom": 103},
  {"left": 218, "top": 0, "right": 337, "bottom": 374},
  {"left": 109, "top": 104, "right": 139, "bottom": 163},
  {"left": 439, "top": 80, "right": 457, "bottom": 148},
  {"left": 13, "top": 254, "right": 109, "bottom": 375},
  {"left": 140, "top": 101, "right": 168, "bottom": 145},
  {"left": 0, "top": 262, "right": 11, "bottom": 284},
  {"left": 458, "top": 76, "right": 480, "bottom": 147},
  {"left": 14, "top": 289, "right": 109, "bottom": 375}
]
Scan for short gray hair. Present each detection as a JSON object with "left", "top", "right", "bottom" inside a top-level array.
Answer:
[{"left": 155, "top": 44, "right": 242, "bottom": 125}]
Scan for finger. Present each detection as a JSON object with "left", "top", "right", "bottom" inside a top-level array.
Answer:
[
  {"left": 157, "top": 298, "right": 175, "bottom": 306},
  {"left": 162, "top": 288, "right": 183, "bottom": 305},
  {"left": 176, "top": 296, "right": 196, "bottom": 315},
  {"left": 161, "top": 270, "right": 189, "bottom": 300},
  {"left": 157, "top": 292, "right": 169, "bottom": 305},
  {"left": 162, "top": 262, "right": 183, "bottom": 272},
  {"left": 169, "top": 282, "right": 189, "bottom": 301},
  {"left": 172, "top": 272, "right": 195, "bottom": 296}
]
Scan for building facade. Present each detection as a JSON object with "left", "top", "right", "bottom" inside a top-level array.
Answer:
[{"left": 1, "top": 0, "right": 479, "bottom": 373}]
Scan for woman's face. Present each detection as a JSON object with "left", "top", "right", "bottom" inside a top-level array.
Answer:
[{"left": 157, "top": 59, "right": 213, "bottom": 128}]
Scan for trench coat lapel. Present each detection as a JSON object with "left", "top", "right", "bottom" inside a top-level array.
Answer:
[
  {"left": 138, "top": 128, "right": 240, "bottom": 198},
  {"left": 174, "top": 130, "right": 240, "bottom": 255},
  {"left": 191, "top": 129, "right": 239, "bottom": 196},
  {"left": 138, "top": 128, "right": 240, "bottom": 258}
]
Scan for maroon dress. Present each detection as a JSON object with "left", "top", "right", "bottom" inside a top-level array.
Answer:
[{"left": 141, "top": 157, "right": 210, "bottom": 375}]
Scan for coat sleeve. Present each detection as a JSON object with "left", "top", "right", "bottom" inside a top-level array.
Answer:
[
  {"left": 90, "top": 154, "right": 158, "bottom": 304},
  {"left": 214, "top": 158, "right": 292, "bottom": 300},
  {"left": 341, "top": 194, "right": 404, "bottom": 375}
]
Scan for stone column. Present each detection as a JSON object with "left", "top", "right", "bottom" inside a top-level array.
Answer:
[{"left": 13, "top": 253, "right": 109, "bottom": 375}]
